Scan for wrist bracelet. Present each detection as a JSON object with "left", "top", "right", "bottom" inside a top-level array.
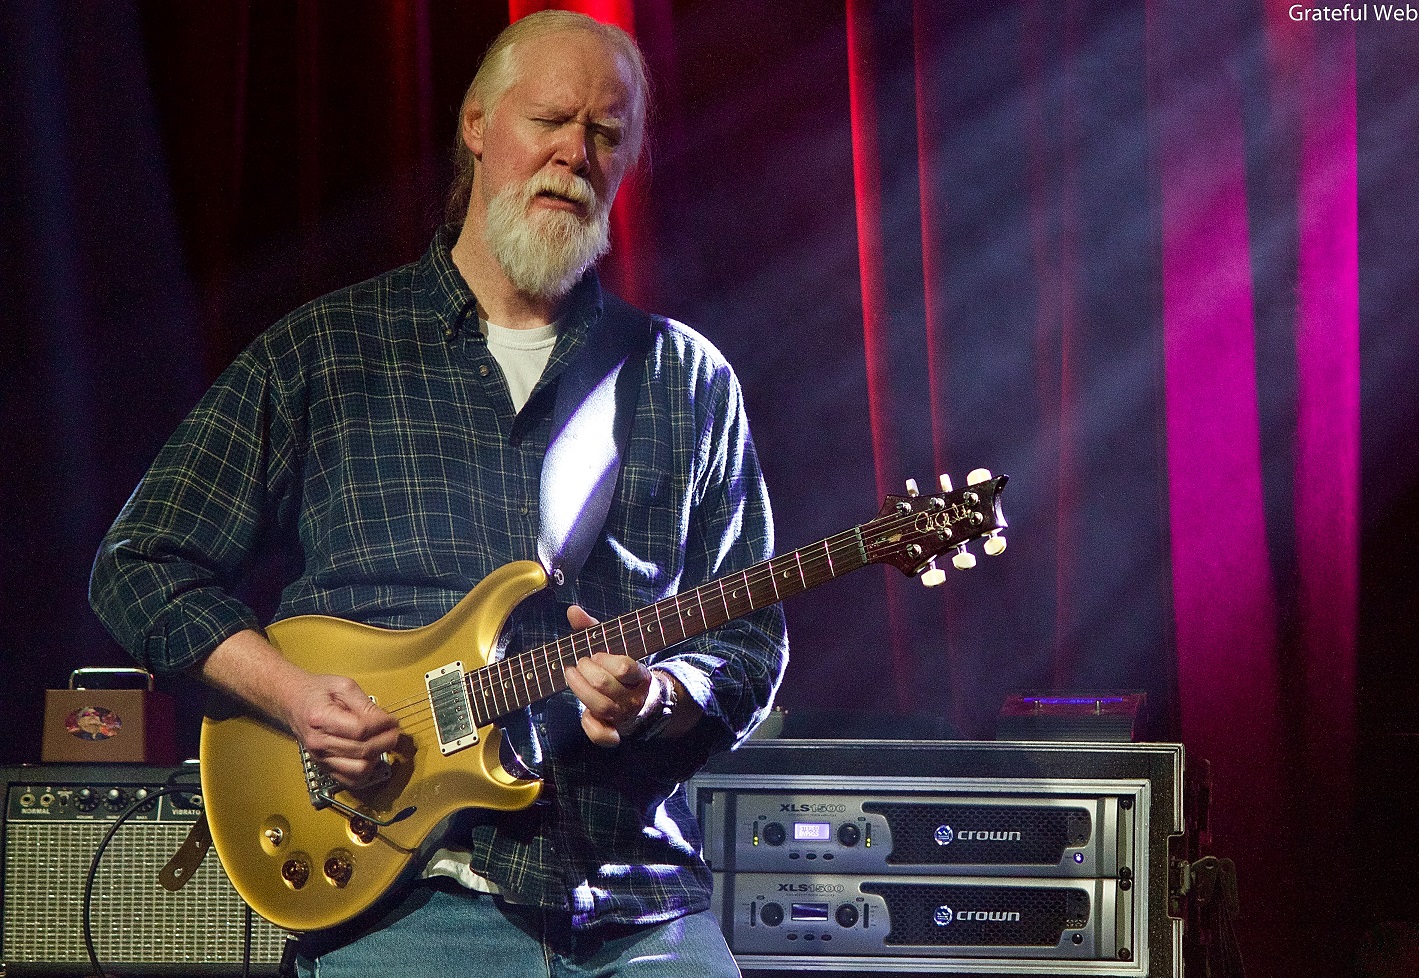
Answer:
[{"left": 637, "top": 670, "right": 679, "bottom": 740}]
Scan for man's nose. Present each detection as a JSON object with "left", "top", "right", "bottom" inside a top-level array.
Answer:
[{"left": 554, "top": 125, "right": 591, "bottom": 175}]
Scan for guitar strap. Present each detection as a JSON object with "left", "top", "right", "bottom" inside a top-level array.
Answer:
[{"left": 536, "top": 293, "right": 653, "bottom": 589}]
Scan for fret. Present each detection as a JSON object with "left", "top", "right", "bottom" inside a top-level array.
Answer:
[
  {"left": 465, "top": 676, "right": 489, "bottom": 727},
  {"left": 482, "top": 662, "right": 508, "bottom": 719},
  {"left": 748, "top": 566, "right": 777, "bottom": 609},
  {"left": 766, "top": 556, "right": 788, "bottom": 601},
  {"left": 723, "top": 571, "right": 752, "bottom": 620},
  {"left": 714, "top": 577, "right": 733, "bottom": 625},
  {"left": 680, "top": 588, "right": 710, "bottom": 636},
  {"left": 663, "top": 595, "right": 689, "bottom": 645},
  {"left": 775, "top": 550, "right": 807, "bottom": 598},
  {"left": 513, "top": 653, "right": 534, "bottom": 707}
]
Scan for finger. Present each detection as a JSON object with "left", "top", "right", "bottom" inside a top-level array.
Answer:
[
  {"left": 564, "top": 658, "right": 626, "bottom": 721},
  {"left": 580, "top": 711, "right": 623, "bottom": 747},
  {"left": 311, "top": 682, "right": 398, "bottom": 736},
  {"left": 588, "top": 652, "right": 649, "bottom": 689},
  {"left": 570, "top": 655, "right": 650, "bottom": 716},
  {"left": 567, "top": 604, "right": 600, "bottom": 631}
]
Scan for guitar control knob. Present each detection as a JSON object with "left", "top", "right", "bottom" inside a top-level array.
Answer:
[
  {"left": 983, "top": 531, "right": 1007, "bottom": 557},
  {"left": 324, "top": 855, "right": 354, "bottom": 887},
  {"left": 348, "top": 816, "right": 378, "bottom": 845},
  {"left": 281, "top": 858, "right": 311, "bottom": 889},
  {"left": 951, "top": 546, "right": 977, "bottom": 570}
]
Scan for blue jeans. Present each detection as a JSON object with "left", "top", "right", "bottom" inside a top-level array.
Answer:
[{"left": 293, "top": 882, "right": 740, "bottom": 978}]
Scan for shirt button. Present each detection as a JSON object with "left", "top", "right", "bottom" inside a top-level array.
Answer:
[{"left": 478, "top": 365, "right": 490, "bottom": 378}]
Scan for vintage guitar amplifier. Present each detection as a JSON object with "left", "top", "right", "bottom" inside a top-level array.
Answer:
[
  {"left": 0, "top": 763, "right": 290, "bottom": 976},
  {"left": 688, "top": 739, "right": 1184, "bottom": 975}
]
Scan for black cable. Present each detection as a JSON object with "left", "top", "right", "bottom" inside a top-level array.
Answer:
[
  {"left": 81, "top": 770, "right": 267, "bottom": 978},
  {"left": 244, "top": 900, "right": 254, "bottom": 978},
  {"left": 82, "top": 782, "right": 189, "bottom": 978}
]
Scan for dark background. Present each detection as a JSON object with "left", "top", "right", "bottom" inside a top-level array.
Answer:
[{"left": 2, "top": 2, "right": 1417, "bottom": 975}]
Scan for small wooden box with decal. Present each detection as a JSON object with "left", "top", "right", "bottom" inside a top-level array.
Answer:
[{"left": 41, "top": 668, "right": 177, "bottom": 764}]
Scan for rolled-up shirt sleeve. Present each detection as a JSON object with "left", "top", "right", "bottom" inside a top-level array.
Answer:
[
  {"left": 90, "top": 341, "right": 299, "bottom": 674},
  {"left": 636, "top": 360, "right": 788, "bottom": 778}
]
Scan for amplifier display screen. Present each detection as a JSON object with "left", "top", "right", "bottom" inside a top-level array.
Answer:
[
  {"left": 793, "top": 821, "right": 831, "bottom": 841},
  {"left": 790, "top": 902, "right": 829, "bottom": 921}
]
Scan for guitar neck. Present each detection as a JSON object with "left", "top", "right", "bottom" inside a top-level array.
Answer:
[{"left": 466, "top": 529, "right": 870, "bottom": 724}]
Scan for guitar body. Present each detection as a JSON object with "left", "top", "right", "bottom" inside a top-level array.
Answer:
[
  {"left": 199, "top": 560, "right": 549, "bottom": 933},
  {"left": 196, "top": 471, "right": 1008, "bottom": 935}
]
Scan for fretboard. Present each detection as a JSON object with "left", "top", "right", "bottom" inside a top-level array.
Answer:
[{"left": 465, "top": 528, "right": 871, "bottom": 724}]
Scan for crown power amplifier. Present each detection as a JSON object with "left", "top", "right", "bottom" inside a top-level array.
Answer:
[{"left": 687, "top": 739, "right": 1184, "bottom": 976}]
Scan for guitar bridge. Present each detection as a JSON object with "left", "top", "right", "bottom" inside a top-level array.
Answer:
[
  {"left": 426, "top": 661, "right": 479, "bottom": 755},
  {"left": 299, "top": 742, "right": 342, "bottom": 809}
]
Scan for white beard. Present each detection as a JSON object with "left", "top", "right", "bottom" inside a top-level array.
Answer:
[{"left": 483, "top": 173, "right": 612, "bottom": 300}]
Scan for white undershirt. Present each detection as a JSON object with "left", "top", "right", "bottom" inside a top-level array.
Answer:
[{"left": 482, "top": 319, "right": 558, "bottom": 412}]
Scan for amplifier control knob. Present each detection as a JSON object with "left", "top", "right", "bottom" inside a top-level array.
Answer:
[
  {"left": 104, "top": 788, "right": 128, "bottom": 811},
  {"left": 74, "top": 788, "right": 99, "bottom": 812},
  {"left": 837, "top": 822, "right": 861, "bottom": 847},
  {"left": 759, "top": 902, "right": 784, "bottom": 927},
  {"left": 762, "top": 822, "right": 786, "bottom": 846},
  {"left": 835, "top": 904, "right": 860, "bottom": 928}
]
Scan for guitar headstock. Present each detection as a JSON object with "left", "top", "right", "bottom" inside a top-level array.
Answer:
[{"left": 864, "top": 469, "right": 1008, "bottom": 584}]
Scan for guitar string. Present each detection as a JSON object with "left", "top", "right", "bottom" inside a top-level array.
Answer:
[
  {"left": 342, "top": 498, "right": 991, "bottom": 731},
  {"left": 369, "top": 527, "right": 873, "bottom": 726},
  {"left": 355, "top": 501, "right": 988, "bottom": 732}
]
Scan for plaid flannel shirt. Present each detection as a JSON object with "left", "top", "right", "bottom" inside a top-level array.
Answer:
[{"left": 90, "top": 228, "right": 788, "bottom": 930}]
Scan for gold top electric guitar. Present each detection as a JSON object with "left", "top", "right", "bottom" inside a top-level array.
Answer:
[{"left": 199, "top": 470, "right": 1008, "bottom": 932}]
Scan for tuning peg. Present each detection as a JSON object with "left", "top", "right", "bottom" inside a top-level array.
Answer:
[
  {"left": 951, "top": 546, "right": 977, "bottom": 570},
  {"left": 983, "top": 531, "right": 1007, "bottom": 557},
  {"left": 905, "top": 478, "right": 920, "bottom": 497},
  {"left": 938, "top": 473, "right": 954, "bottom": 492},
  {"left": 966, "top": 468, "right": 993, "bottom": 486},
  {"left": 920, "top": 558, "right": 946, "bottom": 587}
]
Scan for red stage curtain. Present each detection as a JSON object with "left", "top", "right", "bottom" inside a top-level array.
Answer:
[{"left": 846, "top": 1, "right": 1362, "bottom": 972}]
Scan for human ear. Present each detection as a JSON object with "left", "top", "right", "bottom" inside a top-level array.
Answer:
[{"left": 462, "top": 103, "right": 486, "bottom": 160}]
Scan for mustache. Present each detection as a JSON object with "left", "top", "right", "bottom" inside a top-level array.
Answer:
[{"left": 522, "top": 171, "right": 598, "bottom": 213}]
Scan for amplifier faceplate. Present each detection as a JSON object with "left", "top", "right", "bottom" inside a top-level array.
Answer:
[
  {"left": 712, "top": 872, "right": 1124, "bottom": 960},
  {"left": 701, "top": 788, "right": 1132, "bottom": 877},
  {"left": 1, "top": 765, "right": 288, "bottom": 976}
]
